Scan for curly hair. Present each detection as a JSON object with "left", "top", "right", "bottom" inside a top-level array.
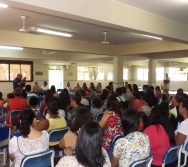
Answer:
[{"left": 20, "top": 108, "right": 36, "bottom": 138}]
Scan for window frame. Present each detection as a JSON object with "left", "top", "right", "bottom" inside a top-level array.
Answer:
[{"left": 0, "top": 60, "right": 33, "bottom": 82}]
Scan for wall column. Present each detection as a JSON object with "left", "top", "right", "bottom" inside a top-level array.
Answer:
[
  {"left": 113, "top": 56, "right": 124, "bottom": 89},
  {"left": 148, "top": 59, "right": 156, "bottom": 86}
]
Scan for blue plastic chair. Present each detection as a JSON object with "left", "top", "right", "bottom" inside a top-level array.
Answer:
[
  {"left": 49, "top": 127, "right": 69, "bottom": 156},
  {"left": 107, "top": 133, "right": 123, "bottom": 159},
  {"left": 95, "top": 112, "right": 104, "bottom": 122},
  {"left": 9, "top": 110, "right": 21, "bottom": 125},
  {"left": 129, "top": 154, "right": 154, "bottom": 167},
  {"left": 162, "top": 142, "right": 184, "bottom": 167},
  {"left": 180, "top": 142, "right": 188, "bottom": 167},
  {"left": 20, "top": 149, "right": 55, "bottom": 167},
  {"left": 0, "top": 127, "right": 10, "bottom": 166}
]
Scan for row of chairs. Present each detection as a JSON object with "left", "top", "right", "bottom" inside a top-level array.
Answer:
[{"left": 107, "top": 133, "right": 187, "bottom": 167}]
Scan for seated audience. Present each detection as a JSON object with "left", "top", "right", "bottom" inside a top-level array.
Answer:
[
  {"left": 40, "top": 89, "right": 53, "bottom": 114},
  {"left": 111, "top": 109, "right": 150, "bottom": 167},
  {"left": 91, "top": 97, "right": 103, "bottom": 120},
  {"left": 0, "top": 91, "right": 4, "bottom": 107},
  {"left": 29, "top": 96, "right": 40, "bottom": 116},
  {"left": 138, "top": 93, "right": 152, "bottom": 116},
  {"left": 115, "top": 87, "right": 126, "bottom": 102},
  {"left": 132, "top": 84, "right": 139, "bottom": 93},
  {"left": 155, "top": 86, "right": 162, "bottom": 103},
  {"left": 2, "top": 93, "right": 14, "bottom": 109},
  {"left": 35, "top": 101, "right": 67, "bottom": 146},
  {"left": 45, "top": 97, "right": 65, "bottom": 119},
  {"left": 175, "top": 98, "right": 188, "bottom": 164},
  {"left": 169, "top": 93, "right": 185, "bottom": 131},
  {"left": 99, "top": 96, "right": 123, "bottom": 150},
  {"left": 59, "top": 107, "right": 93, "bottom": 155},
  {"left": 25, "top": 84, "right": 37, "bottom": 104},
  {"left": 138, "top": 111, "right": 150, "bottom": 131},
  {"left": 56, "top": 122, "right": 111, "bottom": 167},
  {"left": 73, "top": 83, "right": 81, "bottom": 93},
  {"left": 41, "top": 81, "right": 48, "bottom": 91},
  {"left": 96, "top": 82, "right": 102, "bottom": 93},
  {"left": 144, "top": 104, "right": 175, "bottom": 167},
  {"left": 50, "top": 85, "right": 58, "bottom": 97},
  {"left": 100, "top": 89, "right": 110, "bottom": 110},
  {"left": 68, "top": 94, "right": 82, "bottom": 121},
  {"left": 131, "top": 92, "right": 143, "bottom": 110},
  {"left": 32, "top": 82, "right": 40, "bottom": 93},
  {"left": 9, "top": 108, "right": 49, "bottom": 167},
  {"left": 80, "top": 90, "right": 89, "bottom": 107},
  {"left": 5, "top": 88, "right": 27, "bottom": 124},
  {"left": 66, "top": 82, "right": 73, "bottom": 95},
  {"left": 82, "top": 83, "right": 90, "bottom": 96}
]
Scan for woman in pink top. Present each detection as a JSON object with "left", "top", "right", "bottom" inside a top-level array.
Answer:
[{"left": 144, "top": 104, "right": 175, "bottom": 167}]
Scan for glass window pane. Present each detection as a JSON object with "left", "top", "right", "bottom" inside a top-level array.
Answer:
[
  {"left": 169, "top": 67, "right": 187, "bottom": 81},
  {"left": 10, "top": 64, "right": 20, "bottom": 80},
  {"left": 0, "top": 64, "right": 9, "bottom": 81},
  {"left": 21, "top": 64, "right": 31, "bottom": 80},
  {"left": 123, "top": 69, "right": 128, "bottom": 80},
  {"left": 144, "top": 69, "right": 148, "bottom": 81},
  {"left": 156, "top": 67, "right": 164, "bottom": 81},
  {"left": 137, "top": 68, "right": 143, "bottom": 80}
]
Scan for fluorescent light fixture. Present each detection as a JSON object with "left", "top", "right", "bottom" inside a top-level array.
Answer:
[
  {"left": 0, "top": 45, "right": 23, "bottom": 50},
  {"left": 143, "top": 34, "right": 163, "bottom": 40},
  {"left": 36, "top": 28, "right": 73, "bottom": 37},
  {"left": 0, "top": 3, "right": 8, "bottom": 8}
]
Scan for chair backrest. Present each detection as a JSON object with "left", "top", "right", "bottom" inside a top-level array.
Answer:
[
  {"left": 20, "top": 149, "right": 55, "bottom": 167},
  {"left": 107, "top": 133, "right": 123, "bottom": 159},
  {"left": 9, "top": 110, "right": 21, "bottom": 125},
  {"left": 129, "top": 154, "right": 154, "bottom": 167},
  {"left": 49, "top": 127, "right": 69, "bottom": 142},
  {"left": 0, "top": 127, "right": 9, "bottom": 143},
  {"left": 95, "top": 112, "right": 104, "bottom": 122},
  {"left": 162, "top": 142, "right": 184, "bottom": 167}
]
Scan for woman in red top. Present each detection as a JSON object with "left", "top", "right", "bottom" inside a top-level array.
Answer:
[
  {"left": 5, "top": 88, "right": 27, "bottom": 124},
  {"left": 99, "top": 96, "right": 123, "bottom": 150}
]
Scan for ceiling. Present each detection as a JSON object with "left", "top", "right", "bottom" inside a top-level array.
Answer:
[{"left": 0, "top": 0, "right": 188, "bottom": 66}]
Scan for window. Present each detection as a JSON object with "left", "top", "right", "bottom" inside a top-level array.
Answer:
[
  {"left": 137, "top": 68, "right": 148, "bottom": 80},
  {"left": 0, "top": 60, "right": 33, "bottom": 81},
  {"left": 156, "top": 67, "right": 164, "bottom": 81},
  {"left": 107, "top": 68, "right": 113, "bottom": 80},
  {"left": 123, "top": 68, "right": 128, "bottom": 80},
  {"left": 77, "top": 66, "right": 104, "bottom": 81},
  {"left": 169, "top": 67, "right": 188, "bottom": 81}
]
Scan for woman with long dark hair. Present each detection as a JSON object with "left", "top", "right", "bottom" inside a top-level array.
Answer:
[
  {"left": 9, "top": 109, "right": 49, "bottom": 167},
  {"left": 56, "top": 122, "right": 111, "bottom": 167},
  {"left": 144, "top": 104, "right": 175, "bottom": 167},
  {"left": 111, "top": 109, "right": 150, "bottom": 167},
  {"left": 99, "top": 96, "right": 123, "bottom": 150},
  {"left": 59, "top": 107, "right": 93, "bottom": 155}
]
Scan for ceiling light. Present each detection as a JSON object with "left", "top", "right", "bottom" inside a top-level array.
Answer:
[
  {"left": 0, "top": 45, "right": 23, "bottom": 50},
  {"left": 143, "top": 34, "right": 163, "bottom": 40},
  {"left": 36, "top": 28, "right": 73, "bottom": 37},
  {"left": 0, "top": 3, "right": 8, "bottom": 8}
]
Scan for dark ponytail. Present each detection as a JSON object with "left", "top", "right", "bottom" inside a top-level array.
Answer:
[{"left": 20, "top": 108, "right": 36, "bottom": 138}]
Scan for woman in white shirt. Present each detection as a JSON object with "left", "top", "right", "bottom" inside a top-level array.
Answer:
[
  {"left": 56, "top": 122, "right": 111, "bottom": 167},
  {"left": 9, "top": 108, "right": 49, "bottom": 167},
  {"left": 176, "top": 98, "right": 188, "bottom": 159}
]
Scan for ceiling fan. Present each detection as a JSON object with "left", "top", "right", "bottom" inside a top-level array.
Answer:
[
  {"left": 102, "top": 31, "right": 109, "bottom": 44},
  {"left": 42, "top": 50, "right": 56, "bottom": 55},
  {"left": 19, "top": 16, "right": 29, "bottom": 33}
]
